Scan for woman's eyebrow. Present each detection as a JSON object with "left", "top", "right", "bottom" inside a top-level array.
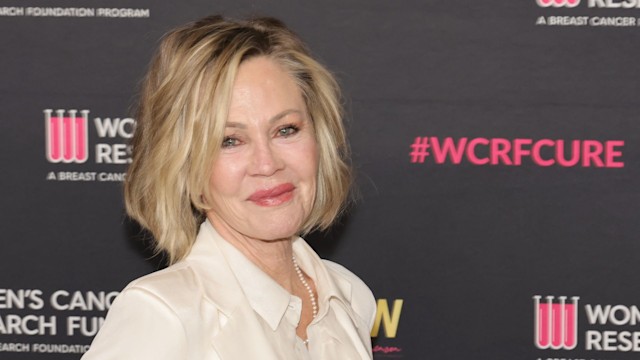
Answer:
[
  {"left": 225, "top": 109, "right": 304, "bottom": 129},
  {"left": 269, "top": 109, "right": 303, "bottom": 123}
]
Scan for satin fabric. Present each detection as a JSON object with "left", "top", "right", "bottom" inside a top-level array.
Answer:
[{"left": 82, "top": 220, "right": 376, "bottom": 359}]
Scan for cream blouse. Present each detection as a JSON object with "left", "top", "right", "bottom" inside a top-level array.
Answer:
[{"left": 82, "top": 220, "right": 376, "bottom": 359}]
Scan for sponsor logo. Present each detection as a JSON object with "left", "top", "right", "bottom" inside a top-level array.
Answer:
[
  {"left": 537, "top": 0, "right": 581, "bottom": 8},
  {"left": 371, "top": 299, "right": 403, "bottom": 338},
  {"left": 43, "top": 108, "right": 133, "bottom": 182},
  {"left": 533, "top": 295, "right": 580, "bottom": 350},
  {"left": 44, "top": 108, "right": 134, "bottom": 165},
  {"left": 45, "top": 109, "right": 89, "bottom": 164},
  {"left": 371, "top": 298, "right": 404, "bottom": 357},
  {"left": 533, "top": 295, "right": 640, "bottom": 353}
]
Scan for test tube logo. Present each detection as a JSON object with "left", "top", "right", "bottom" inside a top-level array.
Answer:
[
  {"left": 533, "top": 295, "right": 579, "bottom": 350},
  {"left": 536, "top": 0, "right": 581, "bottom": 7},
  {"left": 45, "top": 109, "right": 89, "bottom": 163}
]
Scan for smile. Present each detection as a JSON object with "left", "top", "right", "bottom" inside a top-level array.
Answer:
[{"left": 247, "top": 183, "right": 295, "bottom": 207}]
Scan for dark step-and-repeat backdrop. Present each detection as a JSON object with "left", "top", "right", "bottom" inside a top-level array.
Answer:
[{"left": 2, "top": 1, "right": 639, "bottom": 359}]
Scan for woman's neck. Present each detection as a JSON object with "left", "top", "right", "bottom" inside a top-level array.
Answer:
[{"left": 207, "top": 216, "right": 297, "bottom": 292}]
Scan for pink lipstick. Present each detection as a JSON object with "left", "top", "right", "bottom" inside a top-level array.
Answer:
[{"left": 248, "top": 183, "right": 295, "bottom": 206}]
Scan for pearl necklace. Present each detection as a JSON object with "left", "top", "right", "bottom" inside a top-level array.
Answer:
[
  {"left": 292, "top": 255, "right": 318, "bottom": 318},
  {"left": 292, "top": 255, "right": 317, "bottom": 345}
]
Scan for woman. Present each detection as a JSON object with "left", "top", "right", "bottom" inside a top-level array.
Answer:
[{"left": 82, "top": 15, "right": 376, "bottom": 360}]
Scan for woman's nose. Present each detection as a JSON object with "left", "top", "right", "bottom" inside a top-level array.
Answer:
[{"left": 248, "top": 140, "right": 284, "bottom": 176}]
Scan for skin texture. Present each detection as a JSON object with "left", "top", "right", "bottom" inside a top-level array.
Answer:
[{"left": 206, "top": 56, "right": 319, "bottom": 340}]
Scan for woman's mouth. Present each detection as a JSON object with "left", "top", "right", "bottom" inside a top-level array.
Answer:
[{"left": 247, "top": 183, "right": 295, "bottom": 206}]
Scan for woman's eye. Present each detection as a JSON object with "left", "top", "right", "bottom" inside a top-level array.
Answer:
[
  {"left": 277, "top": 125, "right": 299, "bottom": 137},
  {"left": 222, "top": 137, "right": 240, "bottom": 148}
]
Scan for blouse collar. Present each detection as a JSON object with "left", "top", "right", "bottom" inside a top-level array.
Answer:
[{"left": 186, "top": 220, "right": 361, "bottom": 330}]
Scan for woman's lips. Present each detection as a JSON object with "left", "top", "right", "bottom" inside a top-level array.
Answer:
[{"left": 248, "top": 183, "right": 295, "bottom": 206}]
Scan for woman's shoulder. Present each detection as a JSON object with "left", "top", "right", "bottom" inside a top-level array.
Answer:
[
  {"left": 106, "top": 265, "right": 199, "bottom": 331},
  {"left": 112, "top": 260, "right": 212, "bottom": 319},
  {"left": 321, "top": 260, "right": 370, "bottom": 292},
  {"left": 321, "top": 260, "right": 377, "bottom": 329},
  {"left": 81, "top": 262, "right": 218, "bottom": 359},
  {"left": 125, "top": 262, "right": 199, "bottom": 298}
]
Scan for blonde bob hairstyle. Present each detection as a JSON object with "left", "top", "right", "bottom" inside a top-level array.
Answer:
[{"left": 125, "top": 15, "right": 352, "bottom": 264}]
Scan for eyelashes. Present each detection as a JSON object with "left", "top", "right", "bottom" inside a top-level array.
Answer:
[
  {"left": 221, "top": 123, "right": 301, "bottom": 148},
  {"left": 222, "top": 136, "right": 240, "bottom": 148},
  {"left": 277, "top": 124, "right": 299, "bottom": 137}
]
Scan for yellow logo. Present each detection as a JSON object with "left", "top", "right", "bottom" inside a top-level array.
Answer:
[{"left": 371, "top": 299, "right": 403, "bottom": 338}]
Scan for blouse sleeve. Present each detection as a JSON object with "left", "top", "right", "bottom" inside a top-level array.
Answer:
[{"left": 81, "top": 287, "right": 188, "bottom": 360}]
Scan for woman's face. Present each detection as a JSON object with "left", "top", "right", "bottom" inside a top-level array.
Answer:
[{"left": 206, "top": 56, "right": 318, "bottom": 241}]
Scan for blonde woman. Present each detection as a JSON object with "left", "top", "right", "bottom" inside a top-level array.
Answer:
[{"left": 82, "top": 15, "right": 376, "bottom": 360}]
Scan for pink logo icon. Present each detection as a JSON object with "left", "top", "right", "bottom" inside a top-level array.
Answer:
[
  {"left": 45, "top": 109, "right": 89, "bottom": 163},
  {"left": 536, "top": 0, "right": 580, "bottom": 7},
  {"left": 533, "top": 295, "right": 579, "bottom": 350}
]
